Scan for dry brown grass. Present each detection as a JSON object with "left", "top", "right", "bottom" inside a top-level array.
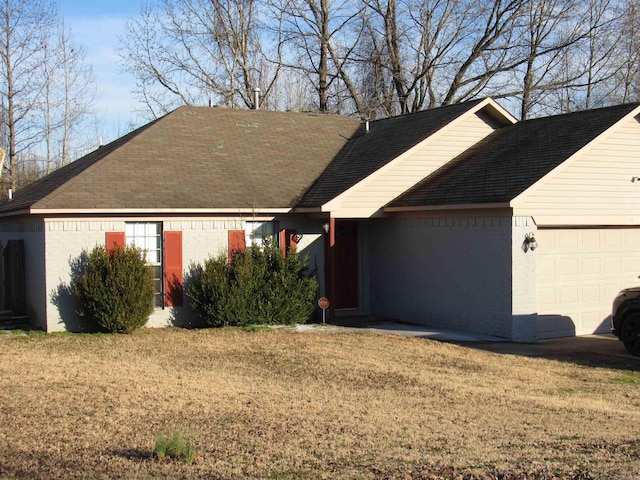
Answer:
[{"left": 0, "top": 327, "right": 639, "bottom": 479}]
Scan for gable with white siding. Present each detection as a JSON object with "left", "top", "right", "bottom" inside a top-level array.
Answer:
[
  {"left": 512, "top": 110, "right": 640, "bottom": 226},
  {"left": 324, "top": 100, "right": 515, "bottom": 218}
]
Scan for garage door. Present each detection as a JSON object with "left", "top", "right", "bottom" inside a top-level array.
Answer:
[{"left": 536, "top": 228, "right": 640, "bottom": 339}]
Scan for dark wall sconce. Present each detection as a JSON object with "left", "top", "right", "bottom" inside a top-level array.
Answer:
[{"left": 524, "top": 232, "right": 538, "bottom": 252}]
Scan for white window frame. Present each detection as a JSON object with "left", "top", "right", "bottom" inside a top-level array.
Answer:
[{"left": 125, "top": 222, "right": 163, "bottom": 308}]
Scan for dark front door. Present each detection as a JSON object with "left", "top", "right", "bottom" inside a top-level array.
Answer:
[{"left": 334, "top": 221, "right": 359, "bottom": 309}]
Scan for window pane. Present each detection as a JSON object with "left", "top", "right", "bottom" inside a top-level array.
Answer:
[
  {"left": 152, "top": 265, "right": 162, "bottom": 279},
  {"left": 145, "top": 223, "right": 158, "bottom": 236},
  {"left": 126, "top": 222, "right": 164, "bottom": 308},
  {"left": 154, "top": 294, "right": 163, "bottom": 308},
  {"left": 147, "top": 250, "right": 160, "bottom": 264}
]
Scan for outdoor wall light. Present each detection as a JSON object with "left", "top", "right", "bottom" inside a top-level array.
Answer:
[
  {"left": 524, "top": 232, "right": 538, "bottom": 251},
  {"left": 322, "top": 222, "right": 330, "bottom": 234},
  {"left": 294, "top": 233, "right": 304, "bottom": 243}
]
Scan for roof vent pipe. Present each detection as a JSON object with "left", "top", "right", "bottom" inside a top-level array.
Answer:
[
  {"left": 7, "top": 188, "right": 12, "bottom": 201},
  {"left": 365, "top": 120, "right": 370, "bottom": 133},
  {"left": 253, "top": 87, "right": 261, "bottom": 110}
]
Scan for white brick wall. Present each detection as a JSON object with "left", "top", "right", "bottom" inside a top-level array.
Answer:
[
  {"left": 5, "top": 214, "right": 538, "bottom": 339},
  {"left": 43, "top": 219, "right": 243, "bottom": 331},
  {"left": 367, "top": 215, "right": 536, "bottom": 340},
  {"left": 42, "top": 217, "right": 324, "bottom": 332}
]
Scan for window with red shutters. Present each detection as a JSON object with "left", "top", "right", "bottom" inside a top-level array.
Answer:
[{"left": 109, "top": 225, "right": 185, "bottom": 309}]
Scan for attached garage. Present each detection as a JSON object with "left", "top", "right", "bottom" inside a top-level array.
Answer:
[
  {"left": 386, "top": 101, "right": 640, "bottom": 341},
  {"left": 536, "top": 228, "right": 640, "bottom": 339}
]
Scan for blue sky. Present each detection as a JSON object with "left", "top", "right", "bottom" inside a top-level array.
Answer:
[{"left": 58, "top": 0, "right": 143, "bottom": 142}]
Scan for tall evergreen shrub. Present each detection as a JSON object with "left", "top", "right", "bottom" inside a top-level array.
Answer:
[
  {"left": 187, "top": 237, "right": 317, "bottom": 327},
  {"left": 71, "top": 244, "right": 155, "bottom": 333}
]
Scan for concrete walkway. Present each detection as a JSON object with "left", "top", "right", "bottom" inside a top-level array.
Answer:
[
  {"left": 336, "top": 318, "right": 505, "bottom": 342},
  {"left": 314, "top": 316, "right": 640, "bottom": 366},
  {"left": 325, "top": 316, "right": 506, "bottom": 341}
]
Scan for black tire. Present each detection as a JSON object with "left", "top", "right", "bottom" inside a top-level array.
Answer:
[{"left": 621, "top": 312, "right": 640, "bottom": 357}]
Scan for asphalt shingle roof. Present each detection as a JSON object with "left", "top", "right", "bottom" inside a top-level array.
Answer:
[
  {"left": 295, "top": 99, "right": 485, "bottom": 208},
  {"left": 388, "top": 102, "right": 640, "bottom": 208},
  {"left": 0, "top": 106, "right": 360, "bottom": 213}
]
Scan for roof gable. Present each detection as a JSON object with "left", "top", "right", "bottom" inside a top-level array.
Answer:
[
  {"left": 0, "top": 107, "right": 360, "bottom": 214},
  {"left": 295, "top": 99, "right": 514, "bottom": 210},
  {"left": 511, "top": 110, "right": 640, "bottom": 225},
  {"left": 387, "top": 102, "right": 640, "bottom": 210}
]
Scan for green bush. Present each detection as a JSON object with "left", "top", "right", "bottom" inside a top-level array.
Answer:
[
  {"left": 186, "top": 237, "right": 317, "bottom": 327},
  {"left": 71, "top": 244, "right": 155, "bottom": 333}
]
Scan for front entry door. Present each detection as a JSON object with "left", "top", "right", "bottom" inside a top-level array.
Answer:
[{"left": 334, "top": 221, "right": 359, "bottom": 309}]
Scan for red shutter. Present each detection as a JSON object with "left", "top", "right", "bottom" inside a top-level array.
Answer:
[
  {"left": 164, "top": 231, "right": 183, "bottom": 307},
  {"left": 105, "top": 232, "right": 125, "bottom": 254},
  {"left": 279, "top": 229, "right": 298, "bottom": 257},
  {"left": 228, "top": 230, "right": 246, "bottom": 263}
]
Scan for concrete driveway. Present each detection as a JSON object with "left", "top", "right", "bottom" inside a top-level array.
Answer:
[{"left": 329, "top": 316, "right": 640, "bottom": 370}]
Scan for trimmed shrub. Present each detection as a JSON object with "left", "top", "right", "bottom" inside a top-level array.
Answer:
[
  {"left": 186, "top": 237, "right": 317, "bottom": 327},
  {"left": 71, "top": 244, "right": 155, "bottom": 333}
]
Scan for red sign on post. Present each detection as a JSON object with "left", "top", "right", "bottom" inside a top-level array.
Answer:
[
  {"left": 318, "top": 297, "right": 330, "bottom": 310},
  {"left": 318, "top": 297, "right": 330, "bottom": 323}
]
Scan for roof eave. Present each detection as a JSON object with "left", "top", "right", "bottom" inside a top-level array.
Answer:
[
  {"left": 28, "top": 207, "right": 293, "bottom": 215},
  {"left": 291, "top": 206, "right": 324, "bottom": 213},
  {"left": 383, "top": 202, "right": 512, "bottom": 212},
  {"left": 0, "top": 208, "right": 32, "bottom": 218}
]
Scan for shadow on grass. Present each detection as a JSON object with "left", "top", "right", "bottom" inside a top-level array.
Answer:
[
  {"left": 335, "top": 315, "right": 640, "bottom": 372},
  {"left": 455, "top": 335, "right": 640, "bottom": 372},
  {"left": 109, "top": 448, "right": 154, "bottom": 461}
]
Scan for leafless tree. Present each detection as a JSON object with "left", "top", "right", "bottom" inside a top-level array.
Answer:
[
  {"left": 0, "top": 1, "right": 97, "bottom": 188},
  {"left": 499, "top": 0, "right": 615, "bottom": 119},
  {"left": 41, "top": 20, "right": 96, "bottom": 174},
  {"left": 0, "top": 0, "right": 57, "bottom": 190},
  {"left": 268, "top": 0, "right": 366, "bottom": 113},
  {"left": 53, "top": 22, "right": 96, "bottom": 167},
  {"left": 120, "top": 0, "right": 282, "bottom": 117},
  {"left": 362, "top": 0, "right": 531, "bottom": 114},
  {"left": 611, "top": 0, "right": 640, "bottom": 103},
  {"left": 120, "top": 0, "right": 638, "bottom": 121},
  {"left": 514, "top": 0, "right": 578, "bottom": 119},
  {"left": 530, "top": 0, "right": 622, "bottom": 115}
]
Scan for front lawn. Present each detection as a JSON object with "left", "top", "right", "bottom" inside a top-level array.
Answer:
[{"left": 0, "top": 328, "right": 638, "bottom": 479}]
